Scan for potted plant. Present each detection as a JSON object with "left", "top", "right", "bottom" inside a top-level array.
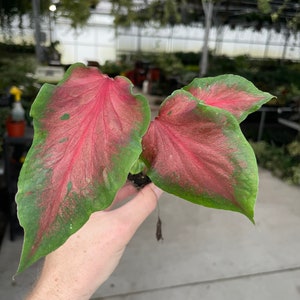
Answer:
[
  {"left": 5, "top": 116, "right": 26, "bottom": 137},
  {"left": 15, "top": 63, "right": 274, "bottom": 273},
  {"left": 5, "top": 86, "right": 26, "bottom": 137}
]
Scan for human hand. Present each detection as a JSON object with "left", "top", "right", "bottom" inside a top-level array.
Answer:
[{"left": 26, "top": 183, "right": 163, "bottom": 300}]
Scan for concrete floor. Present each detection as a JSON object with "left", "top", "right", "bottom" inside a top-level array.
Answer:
[{"left": 0, "top": 168, "right": 300, "bottom": 300}]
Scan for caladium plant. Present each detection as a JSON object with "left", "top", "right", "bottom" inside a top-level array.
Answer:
[{"left": 16, "top": 63, "right": 274, "bottom": 273}]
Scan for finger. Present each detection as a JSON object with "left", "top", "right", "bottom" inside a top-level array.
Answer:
[
  {"left": 115, "top": 182, "right": 137, "bottom": 201},
  {"left": 111, "top": 183, "right": 163, "bottom": 231},
  {"left": 105, "top": 182, "right": 138, "bottom": 211}
]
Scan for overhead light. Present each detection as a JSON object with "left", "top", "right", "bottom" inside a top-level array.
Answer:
[{"left": 49, "top": 4, "right": 57, "bottom": 12}]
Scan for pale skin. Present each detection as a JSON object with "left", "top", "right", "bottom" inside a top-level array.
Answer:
[{"left": 26, "top": 183, "right": 163, "bottom": 300}]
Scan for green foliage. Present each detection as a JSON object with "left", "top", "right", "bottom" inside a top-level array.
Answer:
[
  {"left": 111, "top": 0, "right": 184, "bottom": 27},
  {"left": 110, "top": 0, "right": 299, "bottom": 33},
  {"left": 147, "top": 0, "right": 182, "bottom": 26},
  {"left": 287, "top": 140, "right": 300, "bottom": 157},
  {"left": 250, "top": 139, "right": 300, "bottom": 186},
  {"left": 0, "top": 0, "right": 53, "bottom": 36},
  {"left": 117, "top": 52, "right": 184, "bottom": 78},
  {"left": 99, "top": 60, "right": 124, "bottom": 77},
  {"left": 58, "top": 0, "right": 99, "bottom": 28},
  {"left": 1, "top": 0, "right": 299, "bottom": 36},
  {"left": 174, "top": 51, "right": 200, "bottom": 65},
  {"left": 154, "top": 53, "right": 184, "bottom": 76},
  {"left": 0, "top": 42, "right": 38, "bottom": 99},
  {"left": 0, "top": 44, "right": 39, "bottom": 156},
  {"left": 257, "top": 0, "right": 272, "bottom": 14},
  {"left": 0, "top": 0, "right": 98, "bottom": 33},
  {"left": 0, "top": 42, "right": 35, "bottom": 55},
  {"left": 0, "top": 55, "right": 37, "bottom": 96}
]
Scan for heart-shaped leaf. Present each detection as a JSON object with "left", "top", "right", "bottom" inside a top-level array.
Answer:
[
  {"left": 142, "top": 90, "right": 258, "bottom": 221},
  {"left": 16, "top": 63, "right": 150, "bottom": 273},
  {"left": 184, "top": 74, "right": 274, "bottom": 122}
]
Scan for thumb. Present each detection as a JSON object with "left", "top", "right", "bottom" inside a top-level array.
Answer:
[{"left": 111, "top": 183, "right": 163, "bottom": 232}]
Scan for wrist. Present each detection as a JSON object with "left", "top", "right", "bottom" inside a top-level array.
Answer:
[{"left": 26, "top": 259, "right": 93, "bottom": 300}]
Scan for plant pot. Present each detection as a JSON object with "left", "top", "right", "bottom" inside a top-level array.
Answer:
[{"left": 6, "top": 117, "right": 26, "bottom": 137}]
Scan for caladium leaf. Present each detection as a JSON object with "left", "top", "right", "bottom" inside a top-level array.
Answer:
[
  {"left": 16, "top": 63, "right": 150, "bottom": 273},
  {"left": 142, "top": 90, "right": 258, "bottom": 221},
  {"left": 184, "top": 74, "right": 274, "bottom": 122}
]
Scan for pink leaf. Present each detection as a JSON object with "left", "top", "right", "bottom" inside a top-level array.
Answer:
[
  {"left": 142, "top": 90, "right": 258, "bottom": 220},
  {"left": 184, "top": 75, "right": 274, "bottom": 122},
  {"left": 16, "top": 63, "right": 150, "bottom": 273}
]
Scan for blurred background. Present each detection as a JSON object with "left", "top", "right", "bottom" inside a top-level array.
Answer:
[{"left": 0, "top": 1, "right": 299, "bottom": 299}]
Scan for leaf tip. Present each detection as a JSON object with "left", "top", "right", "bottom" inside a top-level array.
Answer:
[
  {"left": 241, "top": 208, "right": 255, "bottom": 224},
  {"left": 245, "top": 212, "right": 255, "bottom": 224}
]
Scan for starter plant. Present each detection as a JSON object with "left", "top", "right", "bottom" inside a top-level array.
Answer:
[{"left": 16, "top": 63, "right": 274, "bottom": 273}]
